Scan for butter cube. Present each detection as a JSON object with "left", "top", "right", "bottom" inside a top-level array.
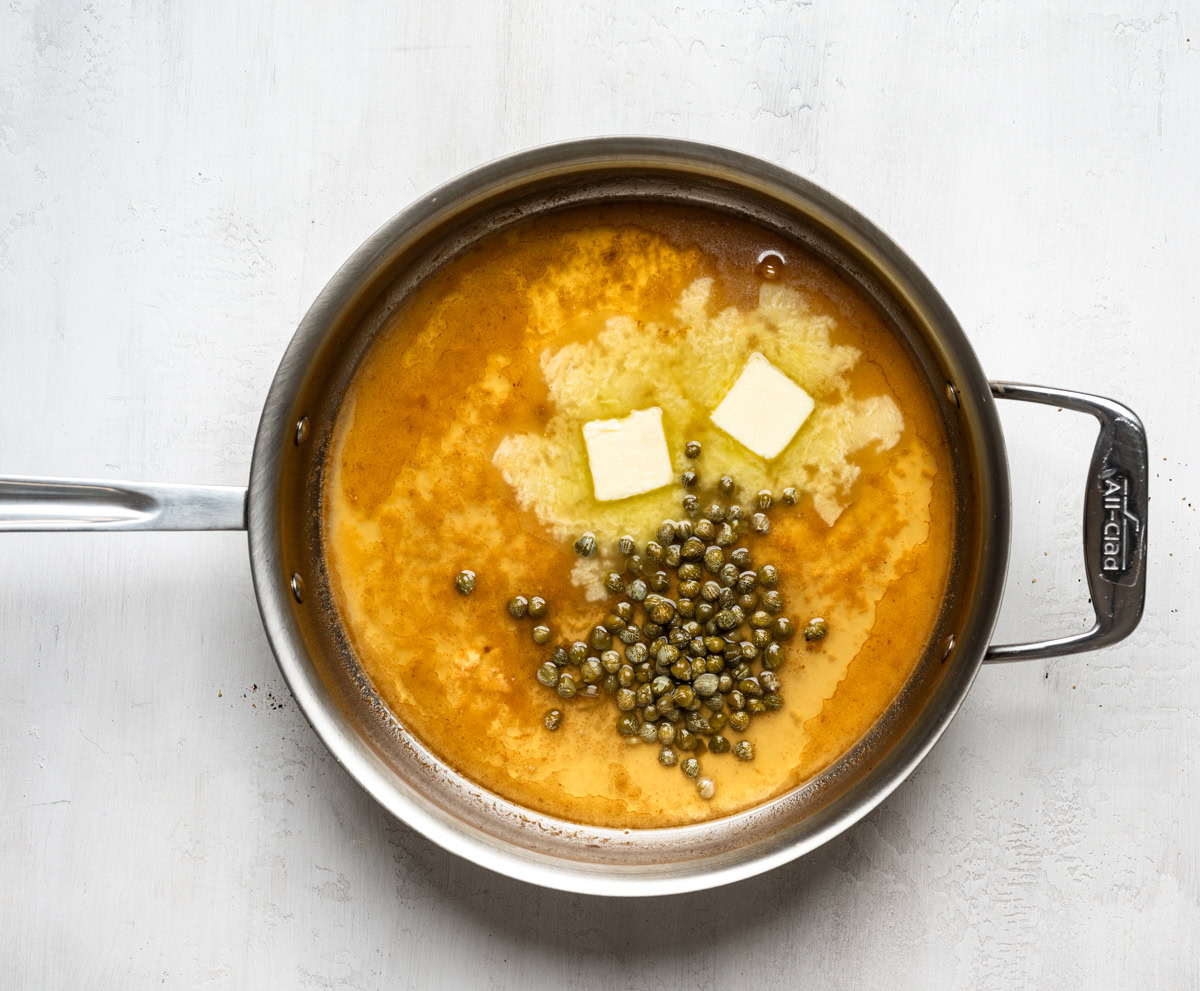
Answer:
[
  {"left": 583, "top": 407, "right": 673, "bottom": 502},
  {"left": 711, "top": 353, "right": 814, "bottom": 459}
]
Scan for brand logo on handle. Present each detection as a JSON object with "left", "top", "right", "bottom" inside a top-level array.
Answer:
[{"left": 1099, "top": 468, "right": 1139, "bottom": 574}]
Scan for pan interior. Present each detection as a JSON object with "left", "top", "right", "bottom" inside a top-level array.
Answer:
[{"left": 258, "top": 148, "right": 999, "bottom": 889}]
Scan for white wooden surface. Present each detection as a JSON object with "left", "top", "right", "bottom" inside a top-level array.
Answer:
[{"left": 2, "top": 2, "right": 1197, "bottom": 987}]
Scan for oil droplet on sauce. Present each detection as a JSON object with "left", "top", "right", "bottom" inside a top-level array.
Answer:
[{"left": 756, "top": 251, "right": 786, "bottom": 280}]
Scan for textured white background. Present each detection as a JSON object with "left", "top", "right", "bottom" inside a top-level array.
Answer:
[{"left": 1, "top": 2, "right": 1196, "bottom": 988}]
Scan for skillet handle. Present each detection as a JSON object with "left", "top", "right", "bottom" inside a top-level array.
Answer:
[
  {"left": 984, "top": 382, "right": 1147, "bottom": 663},
  {"left": 0, "top": 476, "right": 247, "bottom": 531}
]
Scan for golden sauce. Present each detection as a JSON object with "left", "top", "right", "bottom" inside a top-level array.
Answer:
[{"left": 323, "top": 204, "right": 955, "bottom": 828}]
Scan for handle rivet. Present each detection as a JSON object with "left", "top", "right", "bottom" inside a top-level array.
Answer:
[
  {"left": 945, "top": 382, "right": 960, "bottom": 408},
  {"left": 290, "top": 573, "right": 305, "bottom": 603},
  {"left": 941, "top": 634, "right": 955, "bottom": 660},
  {"left": 294, "top": 416, "right": 311, "bottom": 446}
]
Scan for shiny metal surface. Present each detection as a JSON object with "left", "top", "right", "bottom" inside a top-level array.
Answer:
[
  {"left": 0, "top": 138, "right": 1148, "bottom": 895},
  {"left": 985, "top": 382, "right": 1149, "bottom": 662},
  {"left": 0, "top": 476, "right": 247, "bottom": 531},
  {"left": 246, "top": 137, "right": 1013, "bottom": 895}
]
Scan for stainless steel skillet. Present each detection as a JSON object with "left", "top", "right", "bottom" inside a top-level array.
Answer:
[{"left": 0, "top": 138, "right": 1148, "bottom": 895}]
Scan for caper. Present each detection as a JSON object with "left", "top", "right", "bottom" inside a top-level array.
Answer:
[
  {"left": 681, "top": 757, "right": 701, "bottom": 779},
  {"left": 627, "top": 579, "right": 648, "bottom": 602},
  {"left": 656, "top": 689, "right": 677, "bottom": 712},
  {"left": 733, "top": 740, "right": 754, "bottom": 761},
  {"left": 773, "top": 617, "right": 795, "bottom": 640},
  {"left": 693, "top": 672, "right": 720, "bottom": 697},
  {"left": 759, "top": 670, "right": 781, "bottom": 693},
  {"left": 650, "top": 570, "right": 670, "bottom": 592},
  {"left": 551, "top": 646, "right": 570, "bottom": 667},
  {"left": 682, "top": 494, "right": 700, "bottom": 518},
  {"left": 717, "top": 587, "right": 737, "bottom": 610},
  {"left": 564, "top": 644, "right": 585, "bottom": 666},
  {"left": 752, "top": 628, "right": 773, "bottom": 649},
  {"left": 694, "top": 580, "right": 715, "bottom": 602},
  {"left": 708, "top": 732, "right": 731, "bottom": 754},
  {"left": 657, "top": 721, "right": 677, "bottom": 746},
  {"left": 719, "top": 563, "right": 740, "bottom": 587},
  {"left": 696, "top": 776, "right": 716, "bottom": 800},
  {"left": 627, "top": 554, "right": 645, "bottom": 577},
  {"left": 730, "top": 547, "right": 752, "bottom": 569},
  {"left": 729, "top": 710, "right": 750, "bottom": 732},
  {"left": 762, "top": 642, "right": 783, "bottom": 669},
  {"left": 715, "top": 523, "right": 735, "bottom": 547},
  {"left": 696, "top": 602, "right": 715, "bottom": 624},
  {"left": 602, "top": 674, "right": 618, "bottom": 695},
  {"left": 642, "top": 704, "right": 660, "bottom": 723},
  {"left": 728, "top": 689, "right": 746, "bottom": 711},
  {"left": 617, "top": 534, "right": 636, "bottom": 556},
  {"left": 685, "top": 710, "right": 711, "bottom": 734},
  {"left": 544, "top": 708, "right": 563, "bottom": 731},
  {"left": 782, "top": 487, "right": 799, "bottom": 505},
  {"left": 649, "top": 675, "right": 671, "bottom": 697},
  {"left": 636, "top": 663, "right": 652, "bottom": 683},
  {"left": 556, "top": 673, "right": 577, "bottom": 699},
  {"left": 715, "top": 475, "right": 734, "bottom": 496},
  {"left": 694, "top": 518, "right": 715, "bottom": 541},
  {"left": 688, "top": 637, "right": 707, "bottom": 657},
  {"left": 739, "top": 677, "right": 764, "bottom": 698},
  {"left": 678, "top": 579, "right": 701, "bottom": 599},
  {"left": 508, "top": 595, "right": 529, "bottom": 619},
  {"left": 747, "top": 698, "right": 767, "bottom": 715},
  {"left": 759, "top": 564, "right": 780, "bottom": 588},
  {"left": 724, "top": 642, "right": 744, "bottom": 663},
  {"left": 669, "top": 659, "right": 691, "bottom": 681},
  {"left": 763, "top": 692, "right": 783, "bottom": 711},
  {"left": 676, "top": 562, "right": 700, "bottom": 582},
  {"left": 705, "top": 655, "right": 723, "bottom": 674},
  {"left": 625, "top": 642, "right": 648, "bottom": 664},
  {"left": 658, "top": 745, "right": 677, "bottom": 767},
  {"left": 718, "top": 673, "right": 734, "bottom": 693},
  {"left": 685, "top": 440, "right": 702, "bottom": 459},
  {"left": 580, "top": 658, "right": 603, "bottom": 684},
  {"left": 681, "top": 470, "right": 698, "bottom": 489},
  {"left": 804, "top": 617, "right": 828, "bottom": 641},
  {"left": 454, "top": 570, "right": 476, "bottom": 595},
  {"left": 644, "top": 622, "right": 663, "bottom": 639},
  {"left": 614, "top": 686, "right": 637, "bottom": 711},
  {"left": 617, "top": 712, "right": 640, "bottom": 736},
  {"left": 750, "top": 512, "right": 770, "bottom": 535},
  {"left": 671, "top": 685, "right": 694, "bottom": 708},
  {"left": 739, "top": 641, "right": 759, "bottom": 662},
  {"left": 591, "top": 625, "right": 613, "bottom": 649},
  {"left": 691, "top": 657, "right": 708, "bottom": 679},
  {"left": 706, "top": 503, "right": 725, "bottom": 523},
  {"left": 749, "top": 610, "right": 772, "bottom": 630},
  {"left": 756, "top": 489, "right": 773, "bottom": 511},
  {"left": 680, "top": 536, "right": 705, "bottom": 560},
  {"left": 532, "top": 625, "right": 552, "bottom": 645},
  {"left": 734, "top": 571, "right": 757, "bottom": 596},
  {"left": 732, "top": 661, "right": 752, "bottom": 681},
  {"left": 528, "top": 596, "right": 547, "bottom": 618},
  {"left": 677, "top": 598, "right": 696, "bottom": 619},
  {"left": 703, "top": 545, "right": 724, "bottom": 574},
  {"left": 605, "top": 614, "right": 626, "bottom": 633},
  {"left": 636, "top": 683, "right": 655, "bottom": 707},
  {"left": 655, "top": 643, "right": 679, "bottom": 667},
  {"left": 638, "top": 721, "right": 659, "bottom": 744},
  {"left": 738, "top": 592, "right": 758, "bottom": 611},
  {"left": 574, "top": 532, "right": 597, "bottom": 557},
  {"left": 676, "top": 728, "right": 697, "bottom": 751},
  {"left": 714, "top": 609, "right": 739, "bottom": 631},
  {"left": 761, "top": 590, "right": 784, "bottom": 613},
  {"left": 603, "top": 571, "right": 624, "bottom": 594},
  {"left": 618, "top": 624, "right": 643, "bottom": 645},
  {"left": 536, "top": 661, "right": 559, "bottom": 687},
  {"left": 664, "top": 543, "right": 682, "bottom": 567},
  {"left": 649, "top": 598, "right": 677, "bottom": 625},
  {"left": 655, "top": 520, "right": 676, "bottom": 545},
  {"left": 709, "top": 711, "right": 727, "bottom": 732}
]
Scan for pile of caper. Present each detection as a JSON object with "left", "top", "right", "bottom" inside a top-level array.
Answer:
[{"left": 507, "top": 448, "right": 827, "bottom": 801}]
